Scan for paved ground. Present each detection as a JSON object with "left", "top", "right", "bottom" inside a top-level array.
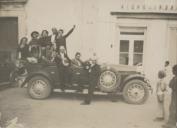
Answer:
[{"left": 0, "top": 87, "right": 172, "bottom": 128}]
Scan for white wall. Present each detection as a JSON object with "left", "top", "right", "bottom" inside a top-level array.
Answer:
[
  {"left": 145, "top": 20, "right": 168, "bottom": 83},
  {"left": 25, "top": 0, "right": 100, "bottom": 60},
  {"left": 25, "top": 0, "right": 121, "bottom": 61},
  {"left": 25, "top": 0, "right": 176, "bottom": 84}
]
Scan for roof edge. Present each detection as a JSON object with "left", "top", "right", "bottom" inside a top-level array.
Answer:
[{"left": 111, "top": 11, "right": 177, "bottom": 20}]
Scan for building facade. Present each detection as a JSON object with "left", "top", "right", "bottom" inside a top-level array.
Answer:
[
  {"left": 0, "top": 0, "right": 177, "bottom": 83},
  {"left": 0, "top": 0, "right": 27, "bottom": 61}
]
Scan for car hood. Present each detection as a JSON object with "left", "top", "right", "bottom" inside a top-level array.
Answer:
[{"left": 101, "top": 64, "right": 137, "bottom": 72}]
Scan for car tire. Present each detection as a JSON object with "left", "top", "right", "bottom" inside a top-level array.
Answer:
[
  {"left": 98, "top": 68, "right": 121, "bottom": 93},
  {"left": 122, "top": 79, "right": 149, "bottom": 104},
  {"left": 27, "top": 76, "right": 52, "bottom": 99}
]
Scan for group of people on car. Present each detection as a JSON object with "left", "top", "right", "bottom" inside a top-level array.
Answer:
[
  {"left": 17, "top": 25, "right": 76, "bottom": 62},
  {"left": 16, "top": 25, "right": 100, "bottom": 105}
]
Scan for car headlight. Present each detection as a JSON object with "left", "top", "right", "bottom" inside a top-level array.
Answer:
[{"left": 106, "top": 66, "right": 110, "bottom": 70}]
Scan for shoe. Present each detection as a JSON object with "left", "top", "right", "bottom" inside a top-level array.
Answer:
[
  {"left": 60, "top": 88, "right": 65, "bottom": 92},
  {"left": 153, "top": 117, "right": 164, "bottom": 121},
  {"left": 75, "top": 90, "right": 83, "bottom": 93},
  {"left": 80, "top": 101, "right": 90, "bottom": 105}
]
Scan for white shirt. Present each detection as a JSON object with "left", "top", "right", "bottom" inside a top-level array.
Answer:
[
  {"left": 51, "top": 35, "right": 56, "bottom": 49},
  {"left": 60, "top": 53, "right": 65, "bottom": 59}
]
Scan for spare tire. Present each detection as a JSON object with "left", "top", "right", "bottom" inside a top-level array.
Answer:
[{"left": 98, "top": 68, "right": 121, "bottom": 93}]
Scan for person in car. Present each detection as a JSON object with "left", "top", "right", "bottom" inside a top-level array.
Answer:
[
  {"left": 17, "top": 37, "right": 29, "bottom": 60},
  {"left": 38, "top": 30, "right": 52, "bottom": 59},
  {"left": 81, "top": 56, "right": 101, "bottom": 105},
  {"left": 55, "top": 46, "right": 71, "bottom": 91},
  {"left": 71, "top": 52, "right": 83, "bottom": 68},
  {"left": 29, "top": 31, "right": 40, "bottom": 58},
  {"left": 55, "top": 25, "right": 76, "bottom": 53},
  {"left": 71, "top": 52, "right": 85, "bottom": 92},
  {"left": 13, "top": 59, "right": 28, "bottom": 87},
  {"left": 50, "top": 27, "right": 58, "bottom": 50}
]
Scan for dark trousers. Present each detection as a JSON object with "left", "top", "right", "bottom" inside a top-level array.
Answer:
[
  {"left": 85, "top": 76, "right": 97, "bottom": 104},
  {"left": 166, "top": 92, "right": 177, "bottom": 126}
]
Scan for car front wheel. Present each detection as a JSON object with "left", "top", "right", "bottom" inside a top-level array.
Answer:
[
  {"left": 27, "top": 76, "right": 52, "bottom": 99},
  {"left": 122, "top": 79, "right": 149, "bottom": 104},
  {"left": 98, "top": 69, "right": 121, "bottom": 93}
]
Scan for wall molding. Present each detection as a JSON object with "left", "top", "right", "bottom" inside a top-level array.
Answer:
[{"left": 111, "top": 12, "right": 177, "bottom": 20}]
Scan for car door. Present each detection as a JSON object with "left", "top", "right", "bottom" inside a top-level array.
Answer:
[{"left": 70, "top": 64, "right": 89, "bottom": 85}]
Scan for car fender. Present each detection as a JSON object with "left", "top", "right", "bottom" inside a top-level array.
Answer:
[
  {"left": 100, "top": 65, "right": 118, "bottom": 74},
  {"left": 120, "top": 74, "right": 151, "bottom": 91},
  {"left": 21, "top": 71, "right": 54, "bottom": 87}
]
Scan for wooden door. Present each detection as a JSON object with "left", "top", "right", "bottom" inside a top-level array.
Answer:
[{"left": 0, "top": 17, "right": 18, "bottom": 82}]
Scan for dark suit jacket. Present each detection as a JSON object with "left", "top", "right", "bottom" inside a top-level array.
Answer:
[
  {"left": 55, "top": 27, "right": 74, "bottom": 52},
  {"left": 38, "top": 36, "right": 52, "bottom": 47},
  {"left": 88, "top": 64, "right": 101, "bottom": 85}
]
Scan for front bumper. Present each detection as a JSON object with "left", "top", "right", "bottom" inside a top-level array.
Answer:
[{"left": 144, "top": 78, "right": 153, "bottom": 94}]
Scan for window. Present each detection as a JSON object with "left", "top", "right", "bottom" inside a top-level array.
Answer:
[
  {"left": 119, "top": 40, "right": 129, "bottom": 65},
  {"left": 133, "top": 40, "right": 144, "bottom": 65},
  {"left": 118, "top": 28, "right": 145, "bottom": 66}
]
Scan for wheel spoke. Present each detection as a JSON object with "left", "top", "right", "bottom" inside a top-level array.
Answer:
[
  {"left": 99, "top": 71, "right": 117, "bottom": 88},
  {"left": 127, "top": 83, "right": 145, "bottom": 102},
  {"left": 31, "top": 80, "right": 48, "bottom": 96}
]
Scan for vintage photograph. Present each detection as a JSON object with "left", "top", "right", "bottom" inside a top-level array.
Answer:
[{"left": 0, "top": 0, "right": 177, "bottom": 128}]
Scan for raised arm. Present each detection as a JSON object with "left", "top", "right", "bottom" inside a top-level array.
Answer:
[{"left": 64, "top": 25, "right": 76, "bottom": 38}]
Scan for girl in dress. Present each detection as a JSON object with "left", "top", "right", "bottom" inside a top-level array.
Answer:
[
  {"left": 154, "top": 70, "right": 167, "bottom": 121},
  {"left": 17, "top": 37, "right": 29, "bottom": 60},
  {"left": 38, "top": 30, "right": 52, "bottom": 59},
  {"left": 29, "top": 31, "right": 40, "bottom": 58}
]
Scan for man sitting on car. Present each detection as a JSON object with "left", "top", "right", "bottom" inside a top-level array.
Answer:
[
  {"left": 71, "top": 52, "right": 83, "bottom": 68},
  {"left": 55, "top": 46, "right": 71, "bottom": 91},
  {"left": 71, "top": 52, "right": 85, "bottom": 92}
]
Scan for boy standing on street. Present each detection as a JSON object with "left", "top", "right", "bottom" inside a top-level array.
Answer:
[{"left": 154, "top": 70, "right": 167, "bottom": 121}]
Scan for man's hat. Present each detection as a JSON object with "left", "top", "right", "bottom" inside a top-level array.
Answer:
[
  {"left": 58, "top": 29, "right": 64, "bottom": 33},
  {"left": 31, "top": 31, "right": 39, "bottom": 37}
]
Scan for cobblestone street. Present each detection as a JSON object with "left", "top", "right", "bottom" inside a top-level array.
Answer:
[{"left": 0, "top": 87, "right": 172, "bottom": 128}]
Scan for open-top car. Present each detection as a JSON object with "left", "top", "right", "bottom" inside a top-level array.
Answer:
[{"left": 21, "top": 60, "right": 152, "bottom": 104}]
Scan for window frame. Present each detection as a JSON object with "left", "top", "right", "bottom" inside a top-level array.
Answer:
[{"left": 119, "top": 34, "right": 145, "bottom": 66}]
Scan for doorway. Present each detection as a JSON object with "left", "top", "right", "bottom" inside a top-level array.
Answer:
[
  {"left": 168, "top": 27, "right": 177, "bottom": 66},
  {"left": 0, "top": 17, "right": 18, "bottom": 61}
]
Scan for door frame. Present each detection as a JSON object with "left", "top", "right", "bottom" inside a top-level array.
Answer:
[
  {"left": 115, "top": 25, "right": 147, "bottom": 66},
  {"left": 0, "top": 10, "right": 27, "bottom": 40},
  {"left": 0, "top": 17, "right": 19, "bottom": 61},
  {"left": 167, "top": 24, "right": 177, "bottom": 66}
]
